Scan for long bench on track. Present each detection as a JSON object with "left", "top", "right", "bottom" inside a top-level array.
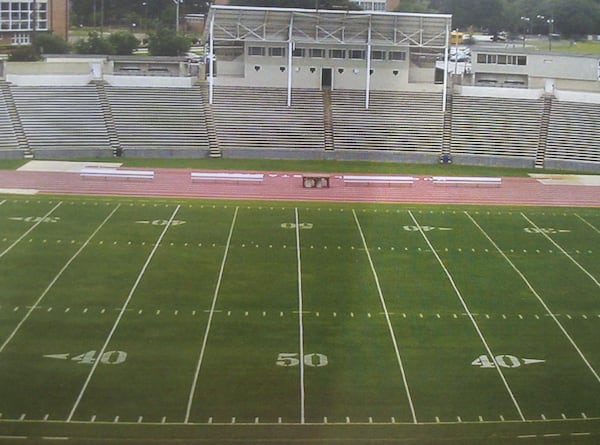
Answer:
[
  {"left": 191, "top": 172, "right": 264, "bottom": 184},
  {"left": 431, "top": 176, "right": 501, "bottom": 187},
  {"left": 80, "top": 167, "right": 155, "bottom": 180},
  {"left": 342, "top": 175, "right": 416, "bottom": 186}
]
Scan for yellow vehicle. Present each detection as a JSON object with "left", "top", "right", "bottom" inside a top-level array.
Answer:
[{"left": 450, "top": 31, "right": 464, "bottom": 44}]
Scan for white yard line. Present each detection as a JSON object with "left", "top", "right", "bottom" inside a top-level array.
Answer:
[
  {"left": 184, "top": 206, "right": 239, "bottom": 424},
  {"left": 466, "top": 212, "right": 600, "bottom": 384},
  {"left": 575, "top": 214, "right": 600, "bottom": 235},
  {"left": 0, "top": 202, "right": 62, "bottom": 259},
  {"left": 295, "top": 208, "right": 306, "bottom": 425},
  {"left": 407, "top": 210, "right": 526, "bottom": 422},
  {"left": 67, "top": 205, "right": 181, "bottom": 422},
  {"left": 352, "top": 209, "right": 418, "bottom": 424},
  {"left": 521, "top": 213, "right": 599, "bottom": 288},
  {"left": 0, "top": 204, "right": 121, "bottom": 355}
]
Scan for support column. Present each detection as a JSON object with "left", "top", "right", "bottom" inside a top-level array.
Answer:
[
  {"left": 365, "top": 15, "right": 372, "bottom": 110},
  {"left": 287, "top": 14, "right": 294, "bottom": 107},
  {"left": 208, "top": 14, "right": 215, "bottom": 105},
  {"left": 441, "top": 21, "right": 450, "bottom": 112}
]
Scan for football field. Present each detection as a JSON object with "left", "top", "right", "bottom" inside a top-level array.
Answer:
[{"left": 0, "top": 195, "right": 599, "bottom": 444}]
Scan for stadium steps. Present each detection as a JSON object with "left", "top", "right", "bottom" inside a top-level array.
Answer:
[
  {"left": 441, "top": 92, "right": 453, "bottom": 158},
  {"left": 93, "top": 81, "right": 123, "bottom": 157},
  {"left": 0, "top": 82, "right": 32, "bottom": 158},
  {"left": 331, "top": 90, "right": 444, "bottom": 153},
  {"left": 322, "top": 88, "right": 335, "bottom": 151},
  {"left": 104, "top": 86, "right": 210, "bottom": 155},
  {"left": 450, "top": 95, "right": 543, "bottom": 161},
  {"left": 534, "top": 95, "right": 552, "bottom": 168},
  {"left": 546, "top": 99, "right": 600, "bottom": 165},
  {"left": 198, "top": 85, "right": 222, "bottom": 158},
  {"left": 10, "top": 85, "right": 112, "bottom": 158},
  {"left": 211, "top": 86, "right": 325, "bottom": 152}
]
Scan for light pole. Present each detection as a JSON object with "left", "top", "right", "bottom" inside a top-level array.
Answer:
[
  {"left": 173, "top": 0, "right": 183, "bottom": 33},
  {"left": 520, "top": 16, "right": 530, "bottom": 48},
  {"left": 536, "top": 15, "right": 554, "bottom": 51}
]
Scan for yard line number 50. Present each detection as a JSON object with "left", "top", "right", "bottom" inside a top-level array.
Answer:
[{"left": 276, "top": 353, "right": 328, "bottom": 367}]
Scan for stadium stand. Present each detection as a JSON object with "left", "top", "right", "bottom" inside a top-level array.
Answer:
[
  {"left": 210, "top": 86, "right": 326, "bottom": 154},
  {"left": 545, "top": 99, "right": 600, "bottom": 169},
  {"left": 0, "top": 82, "right": 26, "bottom": 158},
  {"left": 449, "top": 95, "right": 544, "bottom": 167},
  {"left": 104, "top": 86, "right": 210, "bottom": 157},
  {"left": 10, "top": 85, "right": 113, "bottom": 158},
  {"left": 330, "top": 90, "right": 444, "bottom": 156}
]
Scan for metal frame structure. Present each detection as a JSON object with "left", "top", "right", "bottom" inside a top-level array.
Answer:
[{"left": 204, "top": 5, "right": 451, "bottom": 109}]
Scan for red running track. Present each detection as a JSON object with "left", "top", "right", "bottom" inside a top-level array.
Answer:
[{"left": 0, "top": 169, "right": 598, "bottom": 207}]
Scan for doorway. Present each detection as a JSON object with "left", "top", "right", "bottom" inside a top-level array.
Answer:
[{"left": 321, "top": 68, "right": 332, "bottom": 89}]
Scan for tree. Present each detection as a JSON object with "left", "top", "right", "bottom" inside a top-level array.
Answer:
[
  {"left": 8, "top": 45, "right": 40, "bottom": 62},
  {"left": 74, "top": 32, "right": 115, "bottom": 55},
  {"left": 147, "top": 28, "right": 192, "bottom": 56},
  {"left": 33, "top": 33, "right": 71, "bottom": 55},
  {"left": 108, "top": 31, "right": 140, "bottom": 55}
]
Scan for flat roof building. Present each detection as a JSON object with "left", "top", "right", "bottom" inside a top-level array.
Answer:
[{"left": 0, "top": 0, "right": 69, "bottom": 46}]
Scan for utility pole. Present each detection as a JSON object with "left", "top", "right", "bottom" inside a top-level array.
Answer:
[{"left": 173, "top": 0, "right": 183, "bottom": 33}]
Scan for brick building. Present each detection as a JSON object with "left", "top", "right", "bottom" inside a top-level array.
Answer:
[{"left": 0, "top": 0, "right": 69, "bottom": 46}]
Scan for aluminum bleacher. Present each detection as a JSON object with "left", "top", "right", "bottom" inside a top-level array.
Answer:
[{"left": 10, "top": 85, "right": 113, "bottom": 158}]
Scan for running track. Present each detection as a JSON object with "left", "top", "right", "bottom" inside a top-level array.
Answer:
[{"left": 0, "top": 168, "right": 599, "bottom": 207}]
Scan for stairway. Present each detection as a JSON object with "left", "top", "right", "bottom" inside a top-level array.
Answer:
[
  {"left": 440, "top": 91, "right": 453, "bottom": 162},
  {"left": 0, "top": 82, "right": 32, "bottom": 158},
  {"left": 322, "top": 88, "right": 335, "bottom": 151},
  {"left": 535, "top": 95, "right": 552, "bottom": 168},
  {"left": 199, "top": 86, "right": 222, "bottom": 158},
  {"left": 94, "top": 81, "right": 122, "bottom": 157}
]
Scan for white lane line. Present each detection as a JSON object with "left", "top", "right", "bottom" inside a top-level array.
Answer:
[
  {"left": 575, "top": 214, "right": 600, "bottom": 235},
  {"left": 521, "top": 213, "right": 599, "bottom": 288},
  {"left": 67, "top": 205, "right": 181, "bottom": 422},
  {"left": 353, "top": 210, "right": 417, "bottom": 424},
  {"left": 0, "top": 204, "right": 121, "bottom": 355},
  {"left": 296, "top": 208, "right": 306, "bottom": 425},
  {"left": 184, "top": 207, "right": 238, "bottom": 424},
  {"left": 466, "top": 212, "right": 600, "bottom": 384},
  {"left": 0, "top": 202, "right": 62, "bottom": 259},
  {"left": 408, "top": 210, "right": 525, "bottom": 422}
]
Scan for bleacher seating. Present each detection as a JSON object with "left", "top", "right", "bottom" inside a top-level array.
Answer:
[
  {"left": 545, "top": 100, "right": 600, "bottom": 165},
  {"left": 330, "top": 90, "right": 444, "bottom": 153},
  {"left": 104, "top": 86, "right": 210, "bottom": 155},
  {"left": 449, "top": 95, "right": 543, "bottom": 161},
  {"left": 210, "top": 87, "right": 325, "bottom": 151},
  {"left": 10, "top": 86, "right": 113, "bottom": 157}
]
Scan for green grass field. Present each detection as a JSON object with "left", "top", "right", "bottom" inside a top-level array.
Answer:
[{"left": 0, "top": 195, "right": 599, "bottom": 444}]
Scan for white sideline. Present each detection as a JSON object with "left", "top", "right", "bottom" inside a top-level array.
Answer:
[
  {"left": 184, "top": 207, "right": 239, "bottom": 424},
  {"left": 465, "top": 212, "right": 600, "bottom": 384},
  {"left": 0, "top": 202, "right": 62, "bottom": 260},
  {"left": 191, "top": 172, "right": 264, "bottom": 183},
  {"left": 521, "top": 213, "right": 600, "bottom": 288},
  {"left": 343, "top": 175, "right": 416, "bottom": 186},
  {"left": 80, "top": 168, "right": 154, "bottom": 180},
  {"left": 432, "top": 176, "right": 501, "bottom": 186},
  {"left": 352, "top": 209, "right": 417, "bottom": 424},
  {"left": 0, "top": 204, "right": 121, "bottom": 355},
  {"left": 67, "top": 205, "right": 180, "bottom": 422},
  {"left": 408, "top": 210, "right": 525, "bottom": 421},
  {"left": 295, "top": 208, "right": 306, "bottom": 425}
]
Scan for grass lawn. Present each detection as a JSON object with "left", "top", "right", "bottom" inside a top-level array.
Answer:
[{"left": 0, "top": 195, "right": 598, "bottom": 444}]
